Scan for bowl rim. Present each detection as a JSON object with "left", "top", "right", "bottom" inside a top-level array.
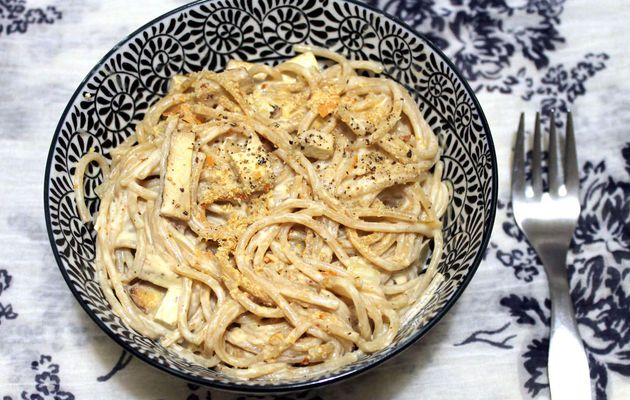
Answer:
[{"left": 44, "top": 0, "right": 498, "bottom": 393}]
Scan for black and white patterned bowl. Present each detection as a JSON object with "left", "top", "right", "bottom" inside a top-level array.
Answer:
[{"left": 44, "top": 0, "right": 497, "bottom": 392}]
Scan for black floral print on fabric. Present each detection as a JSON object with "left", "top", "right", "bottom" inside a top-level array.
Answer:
[
  {"left": 0, "top": 269, "right": 17, "bottom": 325},
  {"left": 373, "top": 0, "right": 566, "bottom": 91},
  {"left": 17, "top": 355, "right": 75, "bottom": 400},
  {"left": 0, "top": 0, "right": 61, "bottom": 36},
  {"left": 370, "top": 0, "right": 607, "bottom": 115},
  {"left": 454, "top": 322, "right": 516, "bottom": 349}
]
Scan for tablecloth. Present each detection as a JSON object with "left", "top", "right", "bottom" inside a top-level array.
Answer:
[{"left": 1, "top": 0, "right": 629, "bottom": 399}]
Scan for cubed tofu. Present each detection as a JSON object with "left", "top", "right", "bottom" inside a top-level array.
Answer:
[
  {"left": 226, "top": 59, "right": 254, "bottom": 70},
  {"left": 115, "top": 229, "right": 136, "bottom": 249},
  {"left": 298, "top": 129, "right": 334, "bottom": 160},
  {"left": 228, "top": 136, "right": 274, "bottom": 192},
  {"left": 168, "top": 74, "right": 190, "bottom": 92},
  {"left": 226, "top": 60, "right": 267, "bottom": 80},
  {"left": 114, "top": 210, "right": 137, "bottom": 249},
  {"left": 138, "top": 252, "right": 179, "bottom": 288},
  {"left": 243, "top": 52, "right": 318, "bottom": 119},
  {"left": 129, "top": 282, "right": 165, "bottom": 314},
  {"left": 346, "top": 257, "right": 381, "bottom": 287},
  {"left": 229, "top": 52, "right": 318, "bottom": 81},
  {"left": 377, "top": 135, "right": 414, "bottom": 163},
  {"left": 249, "top": 88, "right": 277, "bottom": 119},
  {"left": 352, "top": 149, "right": 386, "bottom": 176},
  {"left": 221, "top": 68, "right": 255, "bottom": 93},
  {"left": 154, "top": 284, "right": 182, "bottom": 328},
  {"left": 280, "top": 52, "right": 319, "bottom": 83},
  {"left": 285, "top": 52, "right": 319, "bottom": 72},
  {"left": 198, "top": 164, "right": 244, "bottom": 204},
  {"left": 160, "top": 128, "right": 195, "bottom": 220}
]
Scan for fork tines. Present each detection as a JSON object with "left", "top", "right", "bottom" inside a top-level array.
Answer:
[{"left": 512, "top": 112, "right": 579, "bottom": 200}]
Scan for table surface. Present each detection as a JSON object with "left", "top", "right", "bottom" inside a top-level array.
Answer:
[{"left": 1, "top": 0, "right": 629, "bottom": 399}]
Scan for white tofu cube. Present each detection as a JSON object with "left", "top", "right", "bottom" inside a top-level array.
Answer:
[
  {"left": 138, "top": 252, "right": 179, "bottom": 288},
  {"left": 226, "top": 59, "right": 255, "bottom": 70},
  {"left": 154, "top": 284, "right": 182, "bottom": 328},
  {"left": 281, "top": 52, "right": 319, "bottom": 83},
  {"left": 115, "top": 230, "right": 136, "bottom": 249},
  {"left": 298, "top": 129, "right": 334, "bottom": 160},
  {"left": 160, "top": 128, "right": 195, "bottom": 220},
  {"left": 229, "top": 136, "right": 274, "bottom": 192},
  {"left": 249, "top": 88, "right": 276, "bottom": 118},
  {"left": 286, "top": 52, "right": 319, "bottom": 71},
  {"left": 346, "top": 257, "right": 381, "bottom": 287},
  {"left": 226, "top": 59, "right": 267, "bottom": 80},
  {"left": 115, "top": 215, "right": 137, "bottom": 249},
  {"left": 168, "top": 74, "right": 189, "bottom": 92},
  {"left": 229, "top": 52, "right": 318, "bottom": 82}
]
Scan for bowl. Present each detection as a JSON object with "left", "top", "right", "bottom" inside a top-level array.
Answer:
[{"left": 44, "top": 0, "right": 497, "bottom": 392}]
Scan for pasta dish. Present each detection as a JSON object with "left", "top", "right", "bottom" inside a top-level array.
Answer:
[{"left": 74, "top": 46, "right": 449, "bottom": 380}]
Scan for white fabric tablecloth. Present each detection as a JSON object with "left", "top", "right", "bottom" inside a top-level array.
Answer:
[{"left": 1, "top": 0, "right": 629, "bottom": 399}]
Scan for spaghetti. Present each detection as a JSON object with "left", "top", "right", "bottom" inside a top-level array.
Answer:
[{"left": 75, "top": 46, "right": 449, "bottom": 380}]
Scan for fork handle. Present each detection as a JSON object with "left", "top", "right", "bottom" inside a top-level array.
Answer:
[{"left": 538, "top": 247, "right": 592, "bottom": 400}]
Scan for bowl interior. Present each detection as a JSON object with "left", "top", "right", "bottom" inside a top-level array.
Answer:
[{"left": 45, "top": 0, "right": 496, "bottom": 391}]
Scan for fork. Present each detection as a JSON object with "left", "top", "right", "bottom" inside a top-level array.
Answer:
[{"left": 511, "top": 112, "right": 591, "bottom": 399}]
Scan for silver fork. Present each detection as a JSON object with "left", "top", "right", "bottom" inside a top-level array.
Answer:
[{"left": 511, "top": 112, "right": 591, "bottom": 399}]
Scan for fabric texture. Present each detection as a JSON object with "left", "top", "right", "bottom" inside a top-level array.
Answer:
[{"left": 0, "top": 0, "right": 628, "bottom": 399}]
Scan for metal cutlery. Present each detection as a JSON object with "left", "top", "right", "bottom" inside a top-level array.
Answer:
[{"left": 511, "top": 112, "right": 591, "bottom": 400}]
